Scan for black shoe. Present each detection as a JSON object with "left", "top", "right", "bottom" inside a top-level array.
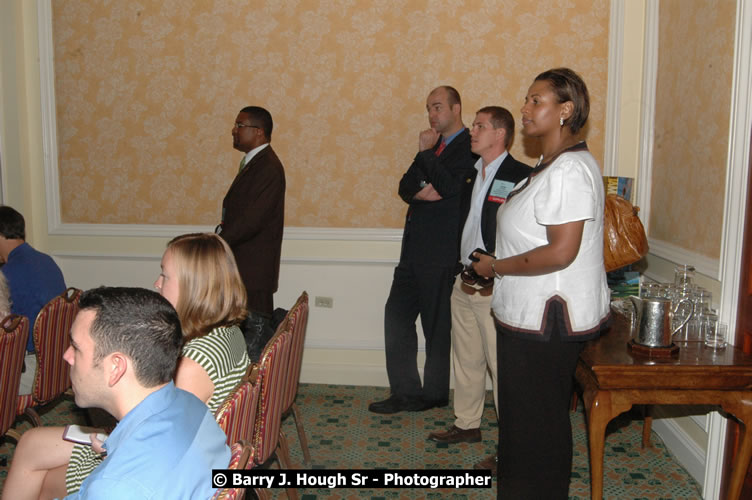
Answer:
[
  {"left": 420, "top": 399, "right": 449, "bottom": 411},
  {"left": 368, "top": 395, "right": 424, "bottom": 414}
]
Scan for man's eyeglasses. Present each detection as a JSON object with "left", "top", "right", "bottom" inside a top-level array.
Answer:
[{"left": 234, "top": 123, "right": 261, "bottom": 130}]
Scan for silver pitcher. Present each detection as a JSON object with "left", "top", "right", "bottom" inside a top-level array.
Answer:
[{"left": 628, "top": 295, "right": 694, "bottom": 347}]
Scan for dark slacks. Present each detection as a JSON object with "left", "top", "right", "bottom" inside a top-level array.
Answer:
[
  {"left": 496, "top": 303, "right": 585, "bottom": 500},
  {"left": 240, "top": 291, "right": 276, "bottom": 362},
  {"left": 384, "top": 262, "right": 454, "bottom": 402},
  {"left": 247, "top": 289, "right": 274, "bottom": 317}
]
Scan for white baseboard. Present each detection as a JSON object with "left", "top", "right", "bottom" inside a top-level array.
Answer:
[
  {"left": 300, "top": 359, "right": 390, "bottom": 387},
  {"left": 646, "top": 239, "right": 720, "bottom": 281},
  {"left": 652, "top": 417, "right": 706, "bottom": 487}
]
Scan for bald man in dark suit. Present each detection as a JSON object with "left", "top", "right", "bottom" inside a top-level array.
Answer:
[{"left": 369, "top": 86, "right": 477, "bottom": 414}]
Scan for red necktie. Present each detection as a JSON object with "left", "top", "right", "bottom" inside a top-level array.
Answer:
[{"left": 435, "top": 140, "right": 446, "bottom": 156}]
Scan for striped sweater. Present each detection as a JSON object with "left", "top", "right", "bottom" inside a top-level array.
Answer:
[{"left": 182, "top": 325, "right": 251, "bottom": 414}]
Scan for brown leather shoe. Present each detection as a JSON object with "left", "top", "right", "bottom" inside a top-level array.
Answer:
[
  {"left": 474, "top": 454, "right": 498, "bottom": 475},
  {"left": 427, "top": 425, "right": 481, "bottom": 444}
]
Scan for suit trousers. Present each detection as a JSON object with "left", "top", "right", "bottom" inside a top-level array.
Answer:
[
  {"left": 384, "top": 262, "right": 454, "bottom": 402},
  {"left": 247, "top": 289, "right": 274, "bottom": 317},
  {"left": 450, "top": 279, "right": 498, "bottom": 429},
  {"left": 496, "top": 303, "right": 585, "bottom": 499}
]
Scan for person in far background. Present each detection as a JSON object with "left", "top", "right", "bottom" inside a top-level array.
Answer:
[
  {"left": 0, "top": 205, "right": 66, "bottom": 394},
  {"left": 217, "top": 106, "right": 286, "bottom": 362},
  {"left": 473, "top": 68, "right": 610, "bottom": 498}
]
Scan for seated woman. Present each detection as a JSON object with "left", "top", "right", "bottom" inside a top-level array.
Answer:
[{"left": 2, "top": 233, "right": 251, "bottom": 500}]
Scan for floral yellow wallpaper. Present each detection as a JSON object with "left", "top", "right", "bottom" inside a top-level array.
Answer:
[
  {"left": 650, "top": 0, "right": 735, "bottom": 258},
  {"left": 52, "top": 0, "right": 609, "bottom": 227}
]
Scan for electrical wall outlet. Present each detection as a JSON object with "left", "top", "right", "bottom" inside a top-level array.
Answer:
[{"left": 315, "top": 296, "right": 334, "bottom": 308}]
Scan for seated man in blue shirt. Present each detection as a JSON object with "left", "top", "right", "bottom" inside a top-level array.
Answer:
[
  {"left": 59, "top": 287, "right": 230, "bottom": 499},
  {"left": 0, "top": 205, "right": 66, "bottom": 393}
]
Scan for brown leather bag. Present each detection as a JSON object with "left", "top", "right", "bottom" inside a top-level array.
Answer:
[{"left": 603, "top": 194, "right": 649, "bottom": 272}]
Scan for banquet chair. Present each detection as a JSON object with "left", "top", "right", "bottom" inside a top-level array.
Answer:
[
  {"left": 277, "top": 291, "right": 311, "bottom": 466},
  {"left": 211, "top": 440, "right": 256, "bottom": 500},
  {"left": 215, "top": 376, "right": 261, "bottom": 446},
  {"left": 250, "top": 328, "right": 297, "bottom": 500},
  {"left": 0, "top": 314, "right": 30, "bottom": 442},
  {"left": 17, "top": 287, "right": 81, "bottom": 426}
]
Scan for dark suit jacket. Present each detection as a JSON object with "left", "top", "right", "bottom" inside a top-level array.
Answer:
[
  {"left": 397, "top": 129, "right": 477, "bottom": 267},
  {"left": 459, "top": 152, "right": 531, "bottom": 256},
  {"left": 220, "top": 145, "right": 286, "bottom": 311}
]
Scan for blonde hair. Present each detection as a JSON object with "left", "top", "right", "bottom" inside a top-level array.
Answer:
[{"left": 166, "top": 233, "right": 247, "bottom": 341}]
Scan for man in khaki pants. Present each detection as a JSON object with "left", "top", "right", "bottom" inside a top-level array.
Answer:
[{"left": 427, "top": 107, "right": 530, "bottom": 472}]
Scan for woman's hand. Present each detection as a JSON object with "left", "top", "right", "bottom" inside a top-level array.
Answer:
[
  {"left": 472, "top": 252, "right": 496, "bottom": 278},
  {"left": 90, "top": 433, "right": 106, "bottom": 455}
]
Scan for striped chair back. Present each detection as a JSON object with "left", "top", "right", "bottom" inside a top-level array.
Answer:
[
  {"left": 250, "top": 328, "right": 292, "bottom": 465},
  {"left": 17, "top": 288, "right": 81, "bottom": 416},
  {"left": 215, "top": 378, "right": 261, "bottom": 446},
  {"left": 276, "top": 292, "right": 312, "bottom": 466},
  {"left": 211, "top": 441, "right": 254, "bottom": 500},
  {"left": 280, "top": 292, "right": 309, "bottom": 414},
  {"left": 0, "top": 315, "right": 29, "bottom": 437}
]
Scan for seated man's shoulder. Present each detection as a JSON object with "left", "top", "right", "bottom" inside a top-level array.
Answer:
[
  {"left": 158, "top": 389, "right": 228, "bottom": 457},
  {"left": 6, "top": 243, "right": 63, "bottom": 276},
  {"left": 89, "top": 391, "right": 228, "bottom": 499}
]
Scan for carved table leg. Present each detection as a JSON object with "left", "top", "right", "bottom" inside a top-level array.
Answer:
[
  {"left": 642, "top": 405, "right": 653, "bottom": 448},
  {"left": 722, "top": 396, "right": 752, "bottom": 500},
  {"left": 583, "top": 389, "right": 633, "bottom": 500}
]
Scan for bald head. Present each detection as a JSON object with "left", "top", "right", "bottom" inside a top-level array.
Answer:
[{"left": 426, "top": 86, "right": 463, "bottom": 137}]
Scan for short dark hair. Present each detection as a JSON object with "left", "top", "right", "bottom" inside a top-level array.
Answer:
[
  {"left": 441, "top": 86, "right": 462, "bottom": 109},
  {"left": 534, "top": 68, "right": 590, "bottom": 134},
  {"left": 477, "top": 106, "right": 515, "bottom": 149},
  {"left": 239, "top": 106, "right": 273, "bottom": 141},
  {"left": 0, "top": 206, "right": 26, "bottom": 240},
  {"left": 80, "top": 287, "right": 182, "bottom": 387}
]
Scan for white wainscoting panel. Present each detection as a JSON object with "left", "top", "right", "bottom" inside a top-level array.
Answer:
[{"left": 52, "top": 252, "right": 420, "bottom": 386}]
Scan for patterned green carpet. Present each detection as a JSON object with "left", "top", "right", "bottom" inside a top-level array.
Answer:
[{"left": 0, "top": 384, "right": 703, "bottom": 499}]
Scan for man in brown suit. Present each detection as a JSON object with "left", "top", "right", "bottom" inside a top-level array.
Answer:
[{"left": 217, "top": 106, "right": 285, "bottom": 361}]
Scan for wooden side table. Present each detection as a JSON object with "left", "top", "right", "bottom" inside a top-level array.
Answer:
[{"left": 576, "top": 313, "right": 752, "bottom": 500}]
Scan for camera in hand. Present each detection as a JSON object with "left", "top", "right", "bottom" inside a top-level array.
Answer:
[{"left": 468, "top": 247, "right": 494, "bottom": 262}]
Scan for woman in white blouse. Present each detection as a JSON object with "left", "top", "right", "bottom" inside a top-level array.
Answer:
[{"left": 473, "top": 68, "right": 610, "bottom": 498}]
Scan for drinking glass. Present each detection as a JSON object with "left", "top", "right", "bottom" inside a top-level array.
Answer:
[
  {"left": 699, "top": 310, "right": 718, "bottom": 345},
  {"left": 703, "top": 319, "right": 728, "bottom": 349},
  {"left": 692, "top": 287, "right": 712, "bottom": 315},
  {"left": 674, "top": 264, "right": 695, "bottom": 287},
  {"left": 640, "top": 281, "right": 661, "bottom": 299},
  {"left": 684, "top": 317, "right": 702, "bottom": 342}
]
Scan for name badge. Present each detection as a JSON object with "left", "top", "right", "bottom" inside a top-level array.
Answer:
[{"left": 488, "top": 179, "right": 515, "bottom": 204}]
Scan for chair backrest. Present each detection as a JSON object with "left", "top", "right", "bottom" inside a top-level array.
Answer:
[
  {"left": 280, "top": 292, "right": 309, "bottom": 413},
  {"left": 32, "top": 288, "right": 81, "bottom": 403},
  {"left": 0, "top": 314, "right": 29, "bottom": 435},
  {"left": 250, "top": 328, "right": 292, "bottom": 465},
  {"left": 214, "top": 378, "right": 261, "bottom": 446},
  {"left": 211, "top": 441, "right": 253, "bottom": 500}
]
